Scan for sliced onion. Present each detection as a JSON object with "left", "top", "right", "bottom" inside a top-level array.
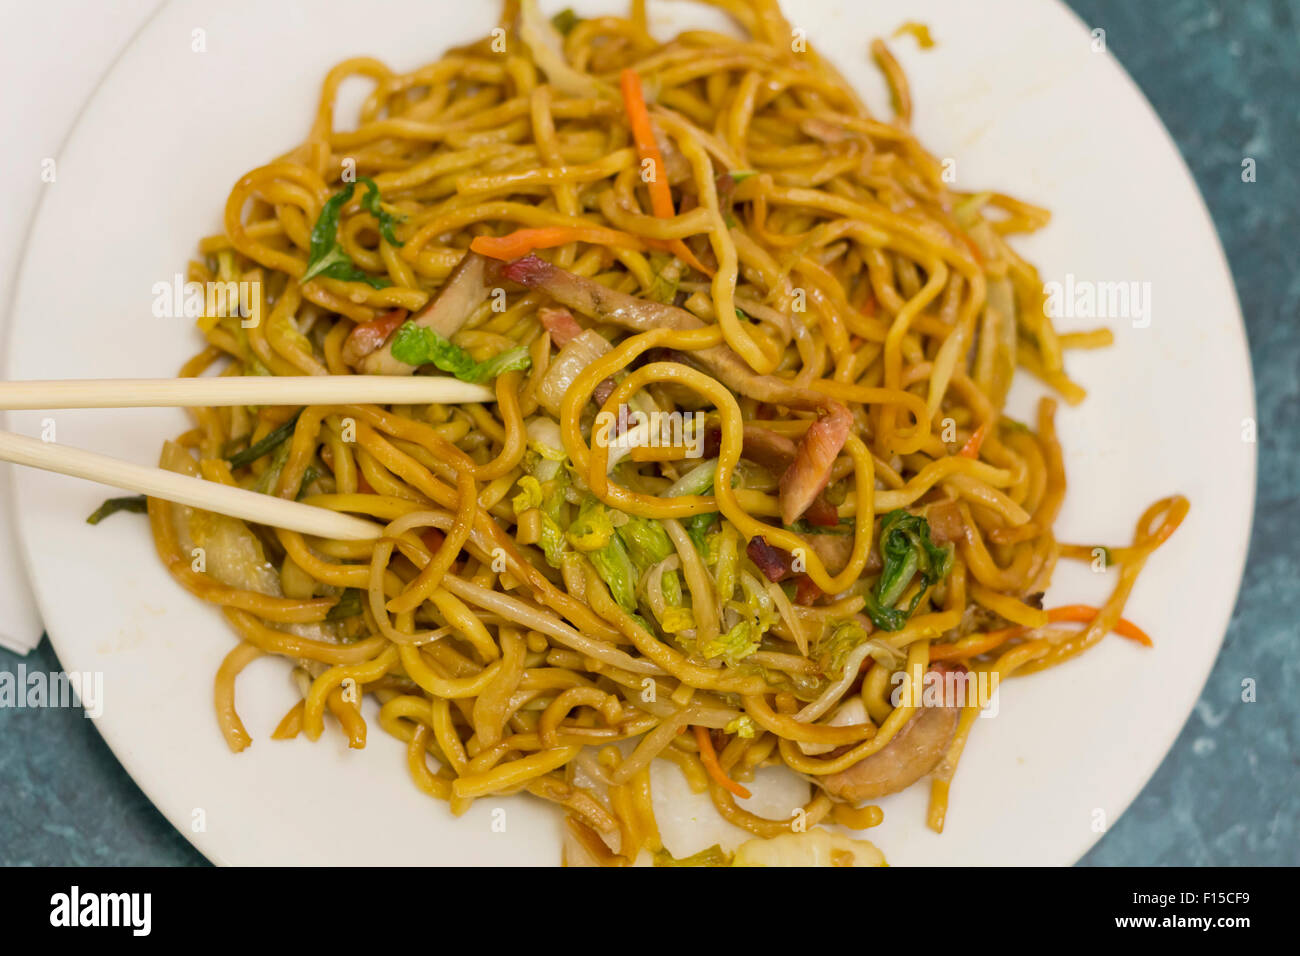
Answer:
[
  {"left": 796, "top": 641, "right": 874, "bottom": 724},
  {"left": 525, "top": 416, "right": 566, "bottom": 479},
  {"left": 562, "top": 817, "right": 618, "bottom": 867},
  {"left": 160, "top": 441, "right": 280, "bottom": 596},
  {"left": 603, "top": 418, "right": 651, "bottom": 473},
  {"left": 360, "top": 251, "right": 495, "bottom": 375},
  {"left": 538, "top": 329, "right": 611, "bottom": 417},
  {"left": 799, "top": 695, "right": 871, "bottom": 756},
  {"left": 665, "top": 459, "right": 717, "bottom": 497},
  {"left": 518, "top": 0, "right": 613, "bottom": 99},
  {"left": 764, "top": 577, "right": 806, "bottom": 655},
  {"left": 644, "top": 554, "right": 682, "bottom": 626},
  {"left": 663, "top": 518, "right": 719, "bottom": 645}
]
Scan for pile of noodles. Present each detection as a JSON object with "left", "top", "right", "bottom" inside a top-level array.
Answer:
[{"left": 145, "top": 0, "right": 1185, "bottom": 865}]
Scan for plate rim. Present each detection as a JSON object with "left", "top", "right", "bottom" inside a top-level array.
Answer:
[
  {"left": 3, "top": 0, "right": 1257, "bottom": 866},
  {"left": 1038, "top": 0, "right": 1258, "bottom": 864}
]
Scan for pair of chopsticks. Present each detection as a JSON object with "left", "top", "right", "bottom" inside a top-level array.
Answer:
[{"left": 0, "top": 376, "right": 494, "bottom": 540}]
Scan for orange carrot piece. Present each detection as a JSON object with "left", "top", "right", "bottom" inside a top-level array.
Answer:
[
  {"left": 694, "top": 725, "right": 751, "bottom": 800},
  {"left": 620, "top": 68, "right": 675, "bottom": 219},
  {"left": 1047, "top": 605, "right": 1153, "bottom": 646},
  {"left": 958, "top": 421, "right": 989, "bottom": 459},
  {"left": 930, "top": 605, "right": 1152, "bottom": 662},
  {"left": 619, "top": 68, "right": 715, "bottom": 278},
  {"left": 470, "top": 226, "right": 645, "bottom": 261},
  {"left": 657, "top": 237, "right": 715, "bottom": 278}
]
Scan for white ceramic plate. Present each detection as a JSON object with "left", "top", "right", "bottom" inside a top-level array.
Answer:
[{"left": 5, "top": 0, "right": 1253, "bottom": 865}]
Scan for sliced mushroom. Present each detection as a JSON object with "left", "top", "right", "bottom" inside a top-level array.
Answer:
[
  {"left": 925, "top": 497, "right": 965, "bottom": 545},
  {"left": 740, "top": 424, "right": 799, "bottom": 472},
  {"left": 359, "top": 250, "right": 499, "bottom": 375},
  {"left": 341, "top": 308, "right": 407, "bottom": 367},
  {"left": 818, "top": 667, "right": 963, "bottom": 802}
]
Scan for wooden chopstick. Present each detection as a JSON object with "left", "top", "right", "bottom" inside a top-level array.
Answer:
[
  {"left": 0, "top": 375, "right": 495, "bottom": 409},
  {"left": 0, "top": 430, "right": 383, "bottom": 541}
]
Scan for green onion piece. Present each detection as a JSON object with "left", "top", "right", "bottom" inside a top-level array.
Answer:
[
  {"left": 86, "top": 496, "right": 148, "bottom": 525},
  {"left": 226, "top": 411, "right": 302, "bottom": 470}
]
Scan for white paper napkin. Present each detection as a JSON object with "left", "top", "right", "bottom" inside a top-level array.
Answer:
[{"left": 0, "top": 460, "right": 42, "bottom": 653}]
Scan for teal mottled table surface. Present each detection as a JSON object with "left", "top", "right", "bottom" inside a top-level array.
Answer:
[{"left": 1, "top": 0, "right": 1296, "bottom": 866}]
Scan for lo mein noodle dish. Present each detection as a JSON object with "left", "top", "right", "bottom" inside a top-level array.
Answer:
[{"left": 132, "top": 0, "right": 1188, "bottom": 865}]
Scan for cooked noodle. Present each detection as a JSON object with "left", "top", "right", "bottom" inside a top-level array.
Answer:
[{"left": 146, "top": 0, "right": 1186, "bottom": 865}]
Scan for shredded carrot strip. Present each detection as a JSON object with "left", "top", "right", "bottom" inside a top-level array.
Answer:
[
  {"left": 1047, "top": 604, "right": 1152, "bottom": 646},
  {"left": 930, "top": 605, "right": 1152, "bottom": 661},
  {"left": 657, "top": 239, "right": 714, "bottom": 278},
  {"left": 620, "top": 69, "right": 674, "bottom": 219},
  {"left": 619, "top": 68, "right": 715, "bottom": 278},
  {"left": 693, "top": 725, "right": 751, "bottom": 800},
  {"left": 958, "top": 421, "right": 989, "bottom": 458},
  {"left": 470, "top": 226, "right": 646, "bottom": 260}
]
